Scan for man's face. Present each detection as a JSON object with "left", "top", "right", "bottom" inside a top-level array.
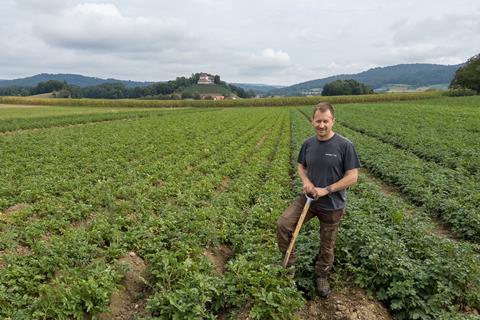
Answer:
[{"left": 311, "top": 110, "right": 335, "bottom": 139}]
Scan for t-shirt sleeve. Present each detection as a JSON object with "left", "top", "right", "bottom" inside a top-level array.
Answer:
[
  {"left": 297, "top": 141, "right": 308, "bottom": 167},
  {"left": 343, "top": 142, "right": 361, "bottom": 171}
]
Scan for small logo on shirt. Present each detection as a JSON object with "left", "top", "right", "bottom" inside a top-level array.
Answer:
[{"left": 325, "top": 153, "right": 337, "bottom": 157}]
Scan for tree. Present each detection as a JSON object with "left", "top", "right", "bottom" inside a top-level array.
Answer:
[
  {"left": 83, "top": 83, "right": 127, "bottom": 99},
  {"left": 322, "top": 79, "right": 373, "bottom": 96},
  {"left": 31, "top": 80, "right": 67, "bottom": 94},
  {"left": 65, "top": 84, "right": 83, "bottom": 98},
  {"left": 450, "top": 53, "right": 480, "bottom": 93},
  {"left": 0, "top": 86, "right": 30, "bottom": 96}
]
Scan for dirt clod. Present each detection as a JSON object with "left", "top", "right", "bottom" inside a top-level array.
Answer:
[
  {"left": 297, "top": 286, "right": 391, "bottom": 320},
  {"left": 4, "top": 203, "right": 29, "bottom": 214},
  {"left": 203, "top": 245, "right": 233, "bottom": 275},
  {"left": 218, "top": 176, "right": 231, "bottom": 193},
  {"left": 97, "top": 251, "right": 150, "bottom": 320},
  {"left": 0, "top": 244, "right": 32, "bottom": 270}
]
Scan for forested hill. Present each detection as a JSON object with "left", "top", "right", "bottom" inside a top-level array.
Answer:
[
  {"left": 0, "top": 73, "right": 153, "bottom": 88},
  {"left": 231, "top": 83, "right": 285, "bottom": 94},
  {"left": 270, "top": 63, "right": 463, "bottom": 95}
]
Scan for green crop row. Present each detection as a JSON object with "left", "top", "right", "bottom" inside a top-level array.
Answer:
[
  {"left": 291, "top": 109, "right": 480, "bottom": 319},
  {"left": 335, "top": 96, "right": 480, "bottom": 178},
  {"left": 126, "top": 110, "right": 287, "bottom": 319},
  {"left": 0, "top": 107, "right": 308, "bottom": 319},
  {"left": 338, "top": 181, "right": 480, "bottom": 320},
  {"left": 139, "top": 109, "right": 304, "bottom": 319},
  {"left": 0, "top": 108, "right": 278, "bottom": 318},
  {"left": 330, "top": 121, "right": 480, "bottom": 242},
  {"left": 0, "top": 108, "right": 216, "bottom": 133},
  {"left": 0, "top": 105, "right": 162, "bottom": 120},
  {"left": 0, "top": 90, "right": 441, "bottom": 109},
  {"left": 216, "top": 110, "right": 305, "bottom": 319},
  {"left": 0, "top": 109, "right": 267, "bottom": 250}
]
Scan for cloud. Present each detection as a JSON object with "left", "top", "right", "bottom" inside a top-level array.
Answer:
[
  {"left": 239, "top": 48, "right": 291, "bottom": 71},
  {"left": 34, "top": 3, "right": 193, "bottom": 53},
  {"left": 14, "top": 0, "right": 72, "bottom": 12},
  {"left": 388, "top": 13, "right": 480, "bottom": 63},
  {"left": 2, "top": 0, "right": 479, "bottom": 85}
]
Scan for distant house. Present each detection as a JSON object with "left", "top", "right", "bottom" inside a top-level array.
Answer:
[
  {"left": 200, "top": 93, "right": 224, "bottom": 100},
  {"left": 198, "top": 73, "right": 214, "bottom": 85}
]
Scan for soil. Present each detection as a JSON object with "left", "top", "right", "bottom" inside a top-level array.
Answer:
[
  {"left": 255, "top": 128, "right": 273, "bottom": 150},
  {"left": 3, "top": 203, "right": 29, "bottom": 215},
  {"left": 96, "top": 251, "right": 151, "bottom": 320},
  {"left": 203, "top": 245, "right": 233, "bottom": 275},
  {"left": 218, "top": 176, "right": 232, "bottom": 193},
  {"left": 219, "top": 285, "right": 389, "bottom": 320},
  {"left": 297, "top": 286, "right": 391, "bottom": 320},
  {"left": 236, "top": 302, "right": 253, "bottom": 320},
  {"left": 256, "top": 134, "right": 268, "bottom": 149},
  {"left": 358, "top": 168, "right": 403, "bottom": 199},
  {"left": 218, "top": 302, "right": 252, "bottom": 320},
  {"left": 0, "top": 244, "right": 32, "bottom": 269},
  {"left": 69, "top": 212, "right": 97, "bottom": 229}
]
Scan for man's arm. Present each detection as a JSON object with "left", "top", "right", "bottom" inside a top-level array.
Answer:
[
  {"left": 314, "top": 168, "right": 358, "bottom": 198},
  {"left": 298, "top": 163, "right": 316, "bottom": 195}
]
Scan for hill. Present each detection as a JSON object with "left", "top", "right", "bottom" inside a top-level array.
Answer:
[
  {"left": 0, "top": 73, "right": 153, "bottom": 88},
  {"left": 181, "top": 84, "right": 231, "bottom": 95},
  {"left": 270, "top": 63, "right": 462, "bottom": 96},
  {"left": 231, "top": 83, "right": 285, "bottom": 94}
]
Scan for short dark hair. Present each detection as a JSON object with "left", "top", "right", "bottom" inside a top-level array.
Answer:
[{"left": 312, "top": 102, "right": 335, "bottom": 119}]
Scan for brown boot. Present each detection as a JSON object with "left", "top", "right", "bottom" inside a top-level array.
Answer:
[{"left": 316, "top": 276, "right": 331, "bottom": 298}]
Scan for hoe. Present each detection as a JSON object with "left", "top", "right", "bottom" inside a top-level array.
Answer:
[{"left": 282, "top": 194, "right": 315, "bottom": 268}]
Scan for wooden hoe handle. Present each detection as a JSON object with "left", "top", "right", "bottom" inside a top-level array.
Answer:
[{"left": 282, "top": 195, "right": 314, "bottom": 268}]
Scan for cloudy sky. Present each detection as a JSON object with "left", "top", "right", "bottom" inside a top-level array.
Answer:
[{"left": 1, "top": 0, "right": 479, "bottom": 85}]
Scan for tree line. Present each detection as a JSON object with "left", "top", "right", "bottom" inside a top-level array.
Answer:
[
  {"left": 321, "top": 79, "right": 373, "bottom": 96},
  {"left": 449, "top": 53, "right": 480, "bottom": 94},
  {"left": 0, "top": 73, "right": 256, "bottom": 99}
]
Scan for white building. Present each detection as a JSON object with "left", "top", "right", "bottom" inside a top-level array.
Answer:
[{"left": 198, "top": 73, "right": 214, "bottom": 85}]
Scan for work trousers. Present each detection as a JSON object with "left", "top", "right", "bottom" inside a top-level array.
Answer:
[{"left": 276, "top": 195, "right": 343, "bottom": 277}]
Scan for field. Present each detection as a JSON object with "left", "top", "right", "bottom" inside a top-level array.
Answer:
[
  {"left": 0, "top": 105, "right": 167, "bottom": 120},
  {"left": 0, "top": 96, "right": 479, "bottom": 319}
]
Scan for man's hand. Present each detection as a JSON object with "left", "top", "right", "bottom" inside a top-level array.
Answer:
[
  {"left": 303, "top": 181, "right": 316, "bottom": 195},
  {"left": 313, "top": 187, "right": 329, "bottom": 199},
  {"left": 298, "top": 164, "right": 317, "bottom": 197}
]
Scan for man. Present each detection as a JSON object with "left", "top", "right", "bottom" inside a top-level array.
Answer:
[{"left": 276, "top": 102, "right": 360, "bottom": 297}]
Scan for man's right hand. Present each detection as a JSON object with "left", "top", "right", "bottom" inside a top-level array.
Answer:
[{"left": 303, "top": 181, "right": 315, "bottom": 195}]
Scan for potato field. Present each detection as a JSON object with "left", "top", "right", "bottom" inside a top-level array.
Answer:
[{"left": 0, "top": 96, "right": 479, "bottom": 320}]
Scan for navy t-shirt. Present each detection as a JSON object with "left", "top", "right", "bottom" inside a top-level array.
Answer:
[{"left": 297, "top": 133, "right": 361, "bottom": 210}]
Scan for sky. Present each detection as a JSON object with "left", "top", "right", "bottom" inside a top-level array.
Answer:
[{"left": 1, "top": 0, "right": 479, "bottom": 85}]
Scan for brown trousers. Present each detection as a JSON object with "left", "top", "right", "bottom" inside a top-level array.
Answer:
[{"left": 276, "top": 195, "right": 343, "bottom": 277}]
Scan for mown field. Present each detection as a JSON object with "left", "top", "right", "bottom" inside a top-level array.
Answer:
[{"left": 0, "top": 96, "right": 479, "bottom": 320}]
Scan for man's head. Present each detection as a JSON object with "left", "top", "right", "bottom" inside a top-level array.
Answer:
[{"left": 311, "top": 102, "right": 335, "bottom": 140}]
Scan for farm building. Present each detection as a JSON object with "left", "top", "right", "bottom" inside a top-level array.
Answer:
[{"left": 199, "top": 93, "right": 224, "bottom": 100}]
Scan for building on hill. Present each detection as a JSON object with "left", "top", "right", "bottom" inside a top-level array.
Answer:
[{"left": 198, "top": 73, "right": 214, "bottom": 85}]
